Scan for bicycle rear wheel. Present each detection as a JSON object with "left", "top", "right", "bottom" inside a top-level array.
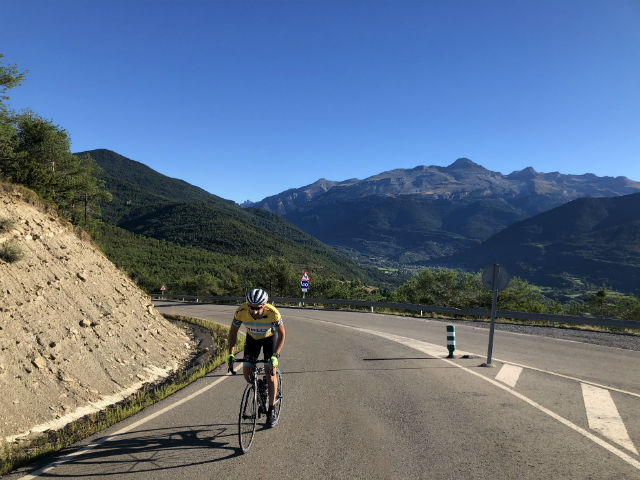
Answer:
[
  {"left": 238, "top": 383, "right": 257, "bottom": 453},
  {"left": 274, "top": 370, "right": 283, "bottom": 418}
]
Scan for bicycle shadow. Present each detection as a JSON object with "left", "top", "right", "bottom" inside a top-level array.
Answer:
[{"left": 23, "top": 424, "right": 246, "bottom": 478}]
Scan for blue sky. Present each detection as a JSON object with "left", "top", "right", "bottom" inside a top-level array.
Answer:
[{"left": 2, "top": 0, "right": 639, "bottom": 203}]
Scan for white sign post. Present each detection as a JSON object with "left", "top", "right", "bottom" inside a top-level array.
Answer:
[
  {"left": 160, "top": 284, "right": 167, "bottom": 296},
  {"left": 300, "top": 271, "right": 310, "bottom": 305}
]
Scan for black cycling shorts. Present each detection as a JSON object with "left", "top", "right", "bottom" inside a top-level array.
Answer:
[{"left": 243, "top": 334, "right": 277, "bottom": 366}]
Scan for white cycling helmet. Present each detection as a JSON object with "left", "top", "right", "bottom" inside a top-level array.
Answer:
[{"left": 246, "top": 288, "right": 268, "bottom": 306}]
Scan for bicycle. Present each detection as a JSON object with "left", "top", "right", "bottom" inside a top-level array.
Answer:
[{"left": 228, "top": 359, "right": 282, "bottom": 453}]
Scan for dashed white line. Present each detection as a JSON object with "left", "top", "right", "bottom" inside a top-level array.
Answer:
[
  {"left": 495, "top": 364, "right": 523, "bottom": 388},
  {"left": 490, "top": 358, "right": 640, "bottom": 399}
]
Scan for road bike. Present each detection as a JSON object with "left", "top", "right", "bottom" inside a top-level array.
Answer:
[{"left": 228, "top": 359, "right": 282, "bottom": 453}]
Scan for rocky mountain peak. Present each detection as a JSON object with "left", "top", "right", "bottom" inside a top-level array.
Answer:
[
  {"left": 507, "top": 166, "right": 538, "bottom": 179},
  {"left": 446, "top": 158, "right": 486, "bottom": 170}
]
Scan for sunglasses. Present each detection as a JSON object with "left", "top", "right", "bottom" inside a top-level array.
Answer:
[{"left": 248, "top": 304, "right": 264, "bottom": 312}]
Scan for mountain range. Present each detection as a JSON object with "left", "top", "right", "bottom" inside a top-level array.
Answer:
[
  {"left": 248, "top": 159, "right": 640, "bottom": 268},
  {"left": 82, "top": 149, "right": 640, "bottom": 295},
  {"left": 251, "top": 158, "right": 639, "bottom": 215},
  {"left": 77, "top": 149, "right": 380, "bottom": 284}
]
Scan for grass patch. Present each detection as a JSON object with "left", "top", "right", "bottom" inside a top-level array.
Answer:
[
  {"left": 0, "top": 238, "right": 23, "bottom": 263},
  {"left": 0, "top": 217, "right": 16, "bottom": 232},
  {"left": 0, "top": 180, "right": 48, "bottom": 210},
  {"left": 0, "top": 315, "right": 244, "bottom": 476}
]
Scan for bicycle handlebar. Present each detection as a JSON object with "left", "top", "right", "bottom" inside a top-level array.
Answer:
[{"left": 227, "top": 359, "right": 276, "bottom": 375}]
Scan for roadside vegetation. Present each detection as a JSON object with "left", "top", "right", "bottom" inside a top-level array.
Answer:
[
  {"left": 0, "top": 56, "right": 111, "bottom": 226},
  {"left": 0, "top": 237, "right": 23, "bottom": 263},
  {"left": 0, "top": 316, "right": 243, "bottom": 476},
  {"left": 389, "top": 268, "right": 640, "bottom": 322},
  {"left": 0, "top": 215, "right": 23, "bottom": 262},
  {"left": 0, "top": 216, "right": 16, "bottom": 231}
]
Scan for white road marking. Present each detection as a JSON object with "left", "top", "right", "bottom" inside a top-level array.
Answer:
[
  {"left": 301, "top": 315, "right": 640, "bottom": 399},
  {"left": 490, "top": 358, "right": 640, "bottom": 399},
  {"left": 582, "top": 383, "right": 639, "bottom": 455},
  {"left": 18, "top": 366, "right": 240, "bottom": 480},
  {"left": 313, "top": 319, "right": 640, "bottom": 472},
  {"left": 495, "top": 364, "right": 523, "bottom": 388}
]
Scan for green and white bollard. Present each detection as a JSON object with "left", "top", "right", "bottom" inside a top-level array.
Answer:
[{"left": 446, "top": 325, "right": 456, "bottom": 358}]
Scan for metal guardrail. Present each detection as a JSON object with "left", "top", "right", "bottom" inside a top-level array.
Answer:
[{"left": 150, "top": 294, "right": 640, "bottom": 330}]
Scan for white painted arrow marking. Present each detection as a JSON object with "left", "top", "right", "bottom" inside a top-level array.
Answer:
[{"left": 581, "top": 383, "right": 638, "bottom": 455}]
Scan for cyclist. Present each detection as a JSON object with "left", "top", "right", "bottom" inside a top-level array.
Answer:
[{"left": 227, "top": 288, "right": 285, "bottom": 427}]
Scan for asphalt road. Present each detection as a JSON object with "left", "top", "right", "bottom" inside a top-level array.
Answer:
[{"left": 10, "top": 303, "right": 640, "bottom": 479}]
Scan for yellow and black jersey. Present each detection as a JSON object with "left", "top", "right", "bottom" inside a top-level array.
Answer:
[{"left": 232, "top": 303, "right": 283, "bottom": 340}]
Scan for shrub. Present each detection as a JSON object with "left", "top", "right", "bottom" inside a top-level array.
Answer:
[
  {"left": 0, "top": 217, "right": 16, "bottom": 232},
  {"left": 0, "top": 239, "right": 23, "bottom": 263}
]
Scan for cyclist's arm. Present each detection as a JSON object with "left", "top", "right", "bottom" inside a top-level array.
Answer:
[
  {"left": 228, "top": 322, "right": 240, "bottom": 356},
  {"left": 274, "top": 322, "right": 285, "bottom": 356}
]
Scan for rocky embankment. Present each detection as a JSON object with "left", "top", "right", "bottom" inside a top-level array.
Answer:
[{"left": 0, "top": 186, "right": 195, "bottom": 442}]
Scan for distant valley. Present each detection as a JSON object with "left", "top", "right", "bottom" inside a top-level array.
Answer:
[
  {"left": 249, "top": 158, "right": 640, "bottom": 293},
  {"left": 445, "top": 192, "right": 640, "bottom": 295}
]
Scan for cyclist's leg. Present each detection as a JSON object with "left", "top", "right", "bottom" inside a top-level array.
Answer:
[
  {"left": 263, "top": 334, "right": 278, "bottom": 408},
  {"left": 242, "top": 335, "right": 259, "bottom": 383}
]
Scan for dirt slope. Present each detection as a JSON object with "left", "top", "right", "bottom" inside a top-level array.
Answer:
[{"left": 0, "top": 187, "right": 195, "bottom": 442}]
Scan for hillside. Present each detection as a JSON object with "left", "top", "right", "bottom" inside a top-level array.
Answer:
[
  {"left": 77, "top": 149, "right": 380, "bottom": 284},
  {"left": 80, "top": 149, "right": 238, "bottom": 220},
  {"left": 250, "top": 158, "right": 640, "bottom": 265},
  {"left": 284, "top": 194, "right": 527, "bottom": 263},
  {"left": 0, "top": 184, "right": 195, "bottom": 442},
  {"left": 444, "top": 192, "right": 640, "bottom": 295}
]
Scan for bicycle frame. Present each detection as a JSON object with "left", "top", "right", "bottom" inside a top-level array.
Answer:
[{"left": 229, "top": 359, "right": 282, "bottom": 453}]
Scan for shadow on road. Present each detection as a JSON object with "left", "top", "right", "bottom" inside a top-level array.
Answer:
[
  {"left": 279, "top": 356, "right": 482, "bottom": 376},
  {"left": 362, "top": 357, "right": 437, "bottom": 361},
  {"left": 23, "top": 424, "right": 246, "bottom": 477}
]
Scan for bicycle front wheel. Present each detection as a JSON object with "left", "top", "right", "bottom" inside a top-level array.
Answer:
[
  {"left": 274, "top": 370, "right": 283, "bottom": 418},
  {"left": 238, "top": 383, "right": 257, "bottom": 453}
]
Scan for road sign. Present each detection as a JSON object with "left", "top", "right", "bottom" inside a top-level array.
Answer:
[
  {"left": 482, "top": 264, "right": 510, "bottom": 292},
  {"left": 301, "top": 271, "right": 310, "bottom": 293},
  {"left": 160, "top": 285, "right": 167, "bottom": 292},
  {"left": 481, "top": 264, "right": 510, "bottom": 367}
]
